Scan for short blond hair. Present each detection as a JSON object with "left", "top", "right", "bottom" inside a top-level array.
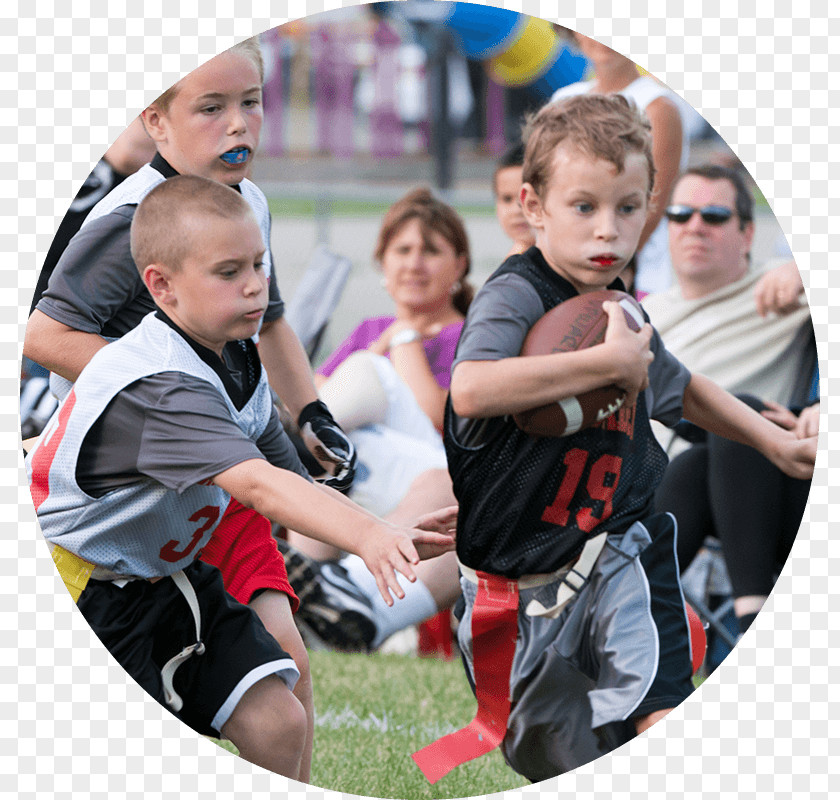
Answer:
[
  {"left": 148, "top": 37, "right": 264, "bottom": 115},
  {"left": 130, "top": 175, "right": 253, "bottom": 273},
  {"left": 522, "top": 94, "right": 655, "bottom": 199}
]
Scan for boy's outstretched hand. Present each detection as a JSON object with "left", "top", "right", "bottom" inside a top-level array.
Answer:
[
  {"left": 357, "top": 521, "right": 456, "bottom": 607},
  {"left": 603, "top": 301, "right": 654, "bottom": 404},
  {"left": 413, "top": 505, "right": 458, "bottom": 538}
]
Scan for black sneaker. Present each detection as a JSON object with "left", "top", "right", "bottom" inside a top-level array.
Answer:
[{"left": 276, "top": 538, "right": 376, "bottom": 652}]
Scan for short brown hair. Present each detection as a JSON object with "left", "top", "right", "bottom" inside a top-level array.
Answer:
[
  {"left": 522, "top": 94, "right": 655, "bottom": 199},
  {"left": 149, "top": 37, "right": 265, "bottom": 115},
  {"left": 130, "top": 175, "right": 254, "bottom": 273},
  {"left": 493, "top": 142, "right": 526, "bottom": 194},
  {"left": 374, "top": 187, "right": 474, "bottom": 315}
]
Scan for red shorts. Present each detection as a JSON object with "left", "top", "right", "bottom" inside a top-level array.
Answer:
[{"left": 199, "top": 498, "right": 299, "bottom": 612}]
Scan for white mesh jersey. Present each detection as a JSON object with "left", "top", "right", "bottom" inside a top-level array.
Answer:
[{"left": 27, "top": 314, "right": 274, "bottom": 579}]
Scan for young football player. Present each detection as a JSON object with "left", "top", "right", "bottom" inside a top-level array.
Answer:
[
  {"left": 26, "top": 176, "right": 455, "bottom": 779},
  {"left": 22, "top": 39, "right": 355, "bottom": 780},
  {"left": 413, "top": 94, "right": 816, "bottom": 783}
]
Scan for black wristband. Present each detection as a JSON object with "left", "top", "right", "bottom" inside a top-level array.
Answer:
[{"left": 297, "top": 399, "right": 334, "bottom": 428}]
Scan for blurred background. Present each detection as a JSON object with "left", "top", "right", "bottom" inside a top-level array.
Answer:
[{"left": 250, "top": 1, "right": 791, "bottom": 364}]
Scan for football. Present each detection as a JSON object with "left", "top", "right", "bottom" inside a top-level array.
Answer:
[{"left": 512, "top": 289, "right": 645, "bottom": 437}]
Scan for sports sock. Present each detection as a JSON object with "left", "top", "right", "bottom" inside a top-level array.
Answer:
[{"left": 341, "top": 553, "right": 438, "bottom": 649}]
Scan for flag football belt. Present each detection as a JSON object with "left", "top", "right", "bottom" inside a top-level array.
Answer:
[
  {"left": 48, "top": 543, "right": 203, "bottom": 711},
  {"left": 459, "top": 531, "right": 608, "bottom": 618},
  {"left": 412, "top": 532, "right": 607, "bottom": 783}
]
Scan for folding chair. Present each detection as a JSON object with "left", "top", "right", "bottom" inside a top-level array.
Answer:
[
  {"left": 284, "top": 244, "right": 353, "bottom": 360},
  {"left": 20, "top": 374, "right": 58, "bottom": 441},
  {"left": 681, "top": 537, "right": 738, "bottom": 672}
]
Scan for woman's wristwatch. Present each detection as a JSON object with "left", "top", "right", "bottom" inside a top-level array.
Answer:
[{"left": 389, "top": 328, "right": 422, "bottom": 349}]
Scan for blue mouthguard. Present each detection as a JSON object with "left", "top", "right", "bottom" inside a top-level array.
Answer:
[{"left": 221, "top": 148, "right": 248, "bottom": 164}]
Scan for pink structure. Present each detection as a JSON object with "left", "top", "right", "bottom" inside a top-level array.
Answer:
[
  {"left": 484, "top": 78, "right": 506, "bottom": 156},
  {"left": 370, "top": 19, "right": 404, "bottom": 158},
  {"left": 312, "top": 25, "right": 356, "bottom": 158},
  {"left": 261, "top": 28, "right": 285, "bottom": 157}
]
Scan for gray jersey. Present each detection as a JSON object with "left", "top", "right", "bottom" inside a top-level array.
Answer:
[
  {"left": 36, "top": 157, "right": 284, "bottom": 384},
  {"left": 75, "top": 371, "right": 308, "bottom": 498},
  {"left": 453, "top": 271, "right": 689, "bottom": 426},
  {"left": 27, "top": 314, "right": 277, "bottom": 578}
]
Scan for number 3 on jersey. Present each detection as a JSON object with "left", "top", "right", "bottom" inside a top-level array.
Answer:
[
  {"left": 541, "top": 449, "right": 622, "bottom": 533},
  {"left": 159, "top": 505, "right": 220, "bottom": 563}
]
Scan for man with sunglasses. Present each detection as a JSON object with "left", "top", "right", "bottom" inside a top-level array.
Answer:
[
  {"left": 644, "top": 163, "right": 812, "bottom": 407},
  {"left": 643, "top": 163, "right": 817, "bottom": 641}
]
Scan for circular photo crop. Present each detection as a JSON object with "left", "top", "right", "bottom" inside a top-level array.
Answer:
[{"left": 18, "top": 3, "right": 823, "bottom": 799}]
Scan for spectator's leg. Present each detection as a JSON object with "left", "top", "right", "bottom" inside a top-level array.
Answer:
[
  {"left": 654, "top": 442, "right": 713, "bottom": 572},
  {"left": 706, "top": 426, "right": 809, "bottom": 634},
  {"left": 341, "top": 468, "right": 461, "bottom": 648}
]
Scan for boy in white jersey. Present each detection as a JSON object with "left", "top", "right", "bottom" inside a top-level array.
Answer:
[
  {"left": 22, "top": 41, "right": 360, "bottom": 779},
  {"left": 26, "top": 176, "right": 455, "bottom": 778}
]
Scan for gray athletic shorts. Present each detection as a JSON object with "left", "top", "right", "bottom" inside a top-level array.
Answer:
[{"left": 457, "top": 513, "right": 695, "bottom": 781}]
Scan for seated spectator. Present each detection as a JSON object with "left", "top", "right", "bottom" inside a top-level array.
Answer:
[
  {"left": 643, "top": 164, "right": 817, "bottom": 636},
  {"left": 283, "top": 188, "right": 470, "bottom": 651},
  {"left": 551, "top": 33, "right": 687, "bottom": 295}
]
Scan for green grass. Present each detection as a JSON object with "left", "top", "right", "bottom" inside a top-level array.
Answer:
[
  {"left": 306, "top": 650, "right": 528, "bottom": 798},
  {"left": 267, "top": 183, "right": 773, "bottom": 220},
  {"left": 210, "top": 650, "right": 708, "bottom": 794},
  {"left": 212, "top": 650, "right": 527, "bottom": 797}
]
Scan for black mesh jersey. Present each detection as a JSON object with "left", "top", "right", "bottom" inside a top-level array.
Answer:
[{"left": 444, "top": 248, "right": 675, "bottom": 578}]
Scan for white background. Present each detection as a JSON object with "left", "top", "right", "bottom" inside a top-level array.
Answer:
[{"left": 3, "top": 1, "right": 837, "bottom": 798}]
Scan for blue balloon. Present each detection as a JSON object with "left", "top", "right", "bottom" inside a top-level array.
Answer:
[{"left": 445, "top": 2, "right": 521, "bottom": 59}]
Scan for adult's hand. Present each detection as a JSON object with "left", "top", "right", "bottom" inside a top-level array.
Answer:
[{"left": 753, "top": 260, "right": 804, "bottom": 317}]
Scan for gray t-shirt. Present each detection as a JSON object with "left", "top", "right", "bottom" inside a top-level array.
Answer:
[
  {"left": 76, "top": 323, "right": 310, "bottom": 497},
  {"left": 37, "top": 205, "right": 284, "bottom": 338},
  {"left": 453, "top": 272, "right": 690, "bottom": 427},
  {"left": 76, "top": 374, "right": 308, "bottom": 497}
]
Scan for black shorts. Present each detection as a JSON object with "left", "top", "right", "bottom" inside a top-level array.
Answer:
[{"left": 78, "top": 560, "right": 299, "bottom": 737}]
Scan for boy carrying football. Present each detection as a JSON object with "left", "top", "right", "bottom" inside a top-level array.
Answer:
[{"left": 413, "top": 94, "right": 815, "bottom": 782}]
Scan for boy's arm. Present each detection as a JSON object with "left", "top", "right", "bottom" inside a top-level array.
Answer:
[
  {"left": 681, "top": 373, "right": 816, "bottom": 480},
  {"left": 257, "top": 316, "right": 319, "bottom": 419},
  {"left": 24, "top": 209, "right": 142, "bottom": 380},
  {"left": 213, "top": 459, "right": 455, "bottom": 604},
  {"left": 23, "top": 310, "right": 108, "bottom": 381},
  {"left": 451, "top": 302, "right": 653, "bottom": 418}
]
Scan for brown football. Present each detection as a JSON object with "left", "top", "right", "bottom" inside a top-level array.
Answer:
[{"left": 512, "top": 289, "right": 645, "bottom": 437}]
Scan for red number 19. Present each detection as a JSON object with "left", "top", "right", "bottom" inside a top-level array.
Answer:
[{"left": 541, "top": 449, "right": 622, "bottom": 533}]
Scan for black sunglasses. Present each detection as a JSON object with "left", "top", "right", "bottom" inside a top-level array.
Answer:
[{"left": 665, "top": 204, "right": 734, "bottom": 225}]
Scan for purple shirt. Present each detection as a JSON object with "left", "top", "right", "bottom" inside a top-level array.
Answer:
[{"left": 317, "top": 316, "right": 464, "bottom": 389}]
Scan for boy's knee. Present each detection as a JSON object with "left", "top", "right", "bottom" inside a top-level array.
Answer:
[{"left": 222, "top": 674, "right": 307, "bottom": 746}]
